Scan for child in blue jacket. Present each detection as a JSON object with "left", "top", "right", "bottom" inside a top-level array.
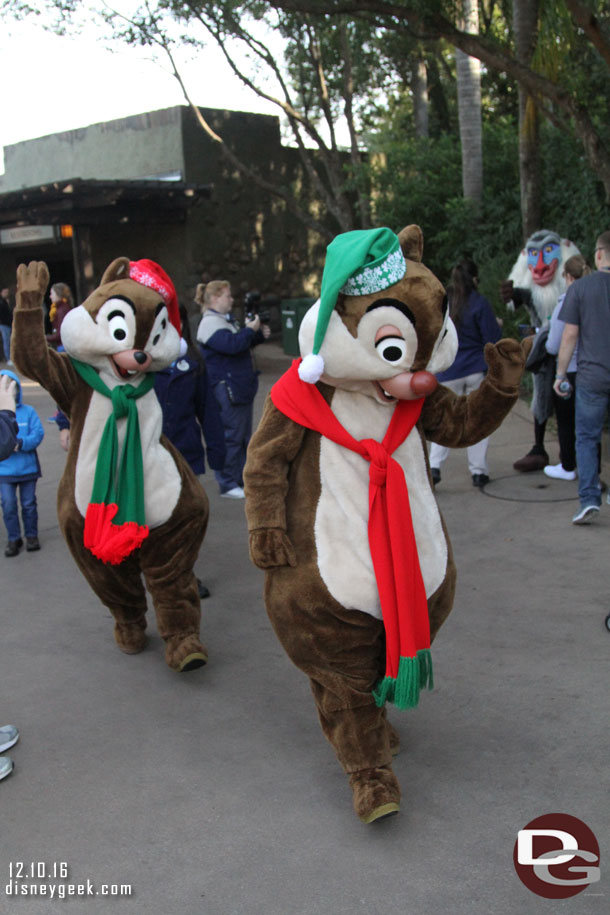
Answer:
[
  {"left": 0, "top": 374, "right": 19, "bottom": 461},
  {"left": 0, "top": 370, "right": 44, "bottom": 557}
]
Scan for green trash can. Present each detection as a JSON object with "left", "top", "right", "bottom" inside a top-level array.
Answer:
[{"left": 281, "top": 297, "right": 315, "bottom": 356}]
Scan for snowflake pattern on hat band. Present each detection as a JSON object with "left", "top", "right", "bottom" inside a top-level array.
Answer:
[
  {"left": 341, "top": 248, "right": 407, "bottom": 296},
  {"left": 129, "top": 263, "right": 172, "bottom": 303}
]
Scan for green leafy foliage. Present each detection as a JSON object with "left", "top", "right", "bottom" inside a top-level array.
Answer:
[{"left": 368, "top": 115, "right": 610, "bottom": 327}]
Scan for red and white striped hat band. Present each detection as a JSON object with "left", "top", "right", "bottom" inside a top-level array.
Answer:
[{"left": 129, "top": 259, "right": 180, "bottom": 332}]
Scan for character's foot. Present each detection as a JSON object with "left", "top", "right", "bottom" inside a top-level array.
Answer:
[
  {"left": 513, "top": 448, "right": 548, "bottom": 472},
  {"left": 4, "top": 538, "right": 23, "bottom": 558},
  {"left": 165, "top": 633, "right": 208, "bottom": 672},
  {"left": 349, "top": 765, "right": 401, "bottom": 823},
  {"left": 114, "top": 618, "right": 147, "bottom": 654}
]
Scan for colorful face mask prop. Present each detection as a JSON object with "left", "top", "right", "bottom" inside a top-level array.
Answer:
[{"left": 526, "top": 231, "right": 561, "bottom": 287}]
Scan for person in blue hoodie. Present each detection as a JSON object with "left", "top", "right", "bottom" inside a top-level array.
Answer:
[
  {"left": 0, "top": 374, "right": 19, "bottom": 461},
  {"left": 0, "top": 369, "right": 44, "bottom": 557}
]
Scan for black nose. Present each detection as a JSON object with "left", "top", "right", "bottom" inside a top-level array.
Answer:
[{"left": 134, "top": 351, "right": 148, "bottom": 365}]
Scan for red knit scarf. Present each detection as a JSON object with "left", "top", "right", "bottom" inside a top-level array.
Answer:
[{"left": 270, "top": 360, "right": 433, "bottom": 710}]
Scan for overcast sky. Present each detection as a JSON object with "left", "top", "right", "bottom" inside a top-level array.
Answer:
[{"left": 0, "top": 13, "right": 277, "bottom": 172}]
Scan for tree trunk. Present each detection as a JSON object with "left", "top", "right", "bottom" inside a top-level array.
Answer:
[
  {"left": 411, "top": 53, "right": 429, "bottom": 139},
  {"left": 456, "top": 0, "right": 483, "bottom": 206},
  {"left": 513, "top": 0, "right": 541, "bottom": 239}
]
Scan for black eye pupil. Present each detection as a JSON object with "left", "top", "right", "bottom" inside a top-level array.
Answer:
[
  {"left": 161, "top": 319, "right": 167, "bottom": 329},
  {"left": 114, "top": 329, "right": 126, "bottom": 340},
  {"left": 153, "top": 334, "right": 160, "bottom": 346},
  {"left": 383, "top": 346, "right": 403, "bottom": 361}
]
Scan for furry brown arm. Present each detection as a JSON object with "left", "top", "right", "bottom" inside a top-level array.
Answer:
[
  {"left": 422, "top": 337, "right": 530, "bottom": 448},
  {"left": 244, "top": 393, "right": 307, "bottom": 568},
  {"left": 12, "top": 261, "right": 79, "bottom": 411}
]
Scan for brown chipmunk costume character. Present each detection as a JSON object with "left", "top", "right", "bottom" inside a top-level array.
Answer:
[
  {"left": 244, "top": 226, "right": 531, "bottom": 823},
  {"left": 12, "top": 259, "right": 209, "bottom": 672}
]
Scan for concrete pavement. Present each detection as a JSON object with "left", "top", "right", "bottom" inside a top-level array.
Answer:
[{"left": 1, "top": 344, "right": 608, "bottom": 915}]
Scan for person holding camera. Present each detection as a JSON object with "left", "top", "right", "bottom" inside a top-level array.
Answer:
[{"left": 196, "top": 280, "right": 270, "bottom": 499}]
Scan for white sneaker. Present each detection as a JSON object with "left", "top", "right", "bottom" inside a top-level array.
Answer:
[
  {"left": 221, "top": 486, "right": 245, "bottom": 499},
  {"left": 544, "top": 463, "right": 576, "bottom": 481},
  {"left": 0, "top": 756, "right": 14, "bottom": 781},
  {"left": 0, "top": 725, "right": 19, "bottom": 753}
]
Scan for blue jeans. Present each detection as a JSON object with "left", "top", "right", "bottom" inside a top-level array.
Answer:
[
  {"left": 0, "top": 479, "right": 38, "bottom": 540},
  {"left": 0, "top": 324, "right": 11, "bottom": 362},
  {"left": 213, "top": 382, "right": 253, "bottom": 493},
  {"left": 575, "top": 385, "right": 610, "bottom": 507}
]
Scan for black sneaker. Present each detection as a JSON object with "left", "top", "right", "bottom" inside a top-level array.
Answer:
[
  {"left": 197, "top": 578, "right": 210, "bottom": 600},
  {"left": 5, "top": 538, "right": 23, "bottom": 557},
  {"left": 26, "top": 537, "right": 40, "bottom": 552},
  {"left": 431, "top": 468, "right": 441, "bottom": 486},
  {"left": 472, "top": 474, "right": 490, "bottom": 488}
]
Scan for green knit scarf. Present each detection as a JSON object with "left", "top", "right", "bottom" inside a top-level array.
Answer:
[{"left": 70, "top": 358, "right": 156, "bottom": 565}]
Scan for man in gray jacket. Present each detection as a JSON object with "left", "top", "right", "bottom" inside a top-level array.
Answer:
[{"left": 554, "top": 230, "right": 610, "bottom": 523}]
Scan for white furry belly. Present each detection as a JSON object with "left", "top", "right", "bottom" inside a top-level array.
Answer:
[
  {"left": 315, "top": 389, "right": 447, "bottom": 618},
  {"left": 74, "top": 389, "right": 182, "bottom": 528}
]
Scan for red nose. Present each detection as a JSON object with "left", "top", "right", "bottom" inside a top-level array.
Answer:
[{"left": 410, "top": 371, "right": 438, "bottom": 396}]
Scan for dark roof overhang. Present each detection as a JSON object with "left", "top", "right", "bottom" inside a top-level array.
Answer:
[{"left": 0, "top": 177, "right": 212, "bottom": 227}]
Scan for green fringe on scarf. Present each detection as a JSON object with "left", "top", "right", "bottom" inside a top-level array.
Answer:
[{"left": 372, "top": 649, "right": 434, "bottom": 710}]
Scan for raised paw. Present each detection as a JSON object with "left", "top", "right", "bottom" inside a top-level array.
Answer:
[
  {"left": 16, "top": 261, "right": 50, "bottom": 311},
  {"left": 484, "top": 337, "right": 528, "bottom": 389}
]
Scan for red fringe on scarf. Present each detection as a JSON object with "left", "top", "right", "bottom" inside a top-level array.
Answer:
[{"left": 84, "top": 502, "right": 149, "bottom": 565}]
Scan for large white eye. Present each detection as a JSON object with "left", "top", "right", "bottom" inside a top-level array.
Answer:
[
  {"left": 107, "top": 310, "right": 130, "bottom": 342},
  {"left": 375, "top": 335, "right": 407, "bottom": 364},
  {"left": 147, "top": 305, "right": 169, "bottom": 349}
]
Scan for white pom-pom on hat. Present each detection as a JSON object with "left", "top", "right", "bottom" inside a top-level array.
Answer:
[{"left": 298, "top": 352, "right": 325, "bottom": 384}]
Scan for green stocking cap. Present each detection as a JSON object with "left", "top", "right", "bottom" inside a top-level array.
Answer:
[{"left": 298, "top": 227, "right": 407, "bottom": 383}]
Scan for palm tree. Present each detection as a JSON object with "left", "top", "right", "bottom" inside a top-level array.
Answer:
[
  {"left": 514, "top": 0, "right": 541, "bottom": 238},
  {"left": 456, "top": 0, "right": 483, "bottom": 207}
]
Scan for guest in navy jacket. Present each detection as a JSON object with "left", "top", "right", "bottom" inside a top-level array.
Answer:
[
  {"left": 154, "top": 305, "right": 226, "bottom": 478},
  {"left": 154, "top": 306, "right": 226, "bottom": 600},
  {"left": 429, "top": 259, "right": 502, "bottom": 488},
  {"left": 196, "top": 281, "right": 269, "bottom": 498}
]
